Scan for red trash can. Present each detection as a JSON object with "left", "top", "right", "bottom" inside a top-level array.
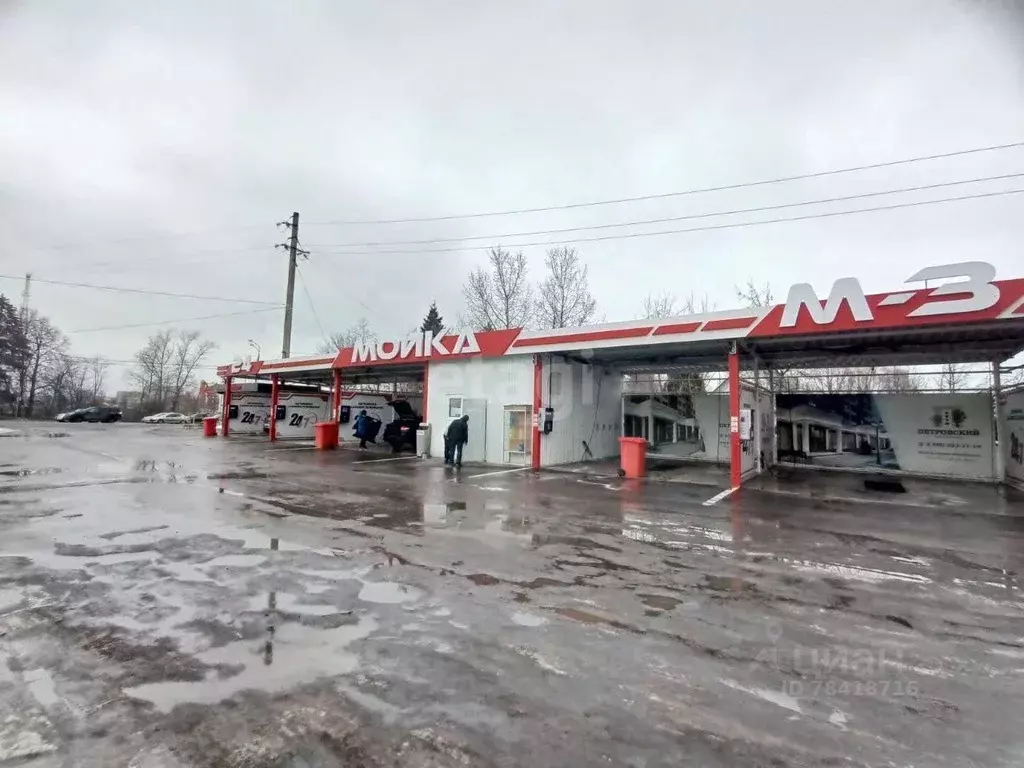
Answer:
[
  {"left": 202, "top": 416, "right": 218, "bottom": 438},
  {"left": 314, "top": 421, "right": 339, "bottom": 450},
  {"left": 618, "top": 436, "right": 648, "bottom": 478}
]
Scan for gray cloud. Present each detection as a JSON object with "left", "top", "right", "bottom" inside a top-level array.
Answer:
[{"left": 2, "top": 0, "right": 1023, "bottom": 388}]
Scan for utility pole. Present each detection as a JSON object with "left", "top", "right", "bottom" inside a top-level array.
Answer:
[{"left": 276, "top": 213, "right": 308, "bottom": 359}]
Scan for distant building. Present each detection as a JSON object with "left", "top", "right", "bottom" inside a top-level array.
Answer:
[{"left": 114, "top": 390, "right": 143, "bottom": 408}]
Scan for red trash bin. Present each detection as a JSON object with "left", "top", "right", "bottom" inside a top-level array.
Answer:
[
  {"left": 202, "top": 416, "right": 218, "bottom": 438},
  {"left": 314, "top": 421, "right": 339, "bottom": 450},
  {"left": 618, "top": 436, "right": 648, "bottom": 478}
]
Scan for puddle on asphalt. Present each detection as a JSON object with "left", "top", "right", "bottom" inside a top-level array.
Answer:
[
  {"left": 124, "top": 616, "right": 378, "bottom": 712},
  {"left": 0, "top": 467, "right": 63, "bottom": 478},
  {"left": 511, "top": 611, "right": 547, "bottom": 627},
  {"left": 247, "top": 592, "right": 343, "bottom": 616},
  {"left": 700, "top": 575, "right": 758, "bottom": 594},
  {"left": 466, "top": 573, "right": 501, "bottom": 586},
  {"left": 721, "top": 678, "right": 802, "bottom": 714},
  {"left": 553, "top": 607, "right": 642, "bottom": 634},
  {"left": 638, "top": 593, "right": 682, "bottom": 611},
  {"left": 358, "top": 581, "right": 422, "bottom": 604},
  {"left": 204, "top": 554, "right": 267, "bottom": 568}
]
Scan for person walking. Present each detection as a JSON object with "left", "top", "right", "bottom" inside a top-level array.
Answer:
[
  {"left": 445, "top": 414, "right": 469, "bottom": 467},
  {"left": 353, "top": 409, "right": 369, "bottom": 449}
]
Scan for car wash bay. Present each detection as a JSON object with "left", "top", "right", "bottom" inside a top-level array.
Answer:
[{"left": 217, "top": 264, "right": 1024, "bottom": 494}]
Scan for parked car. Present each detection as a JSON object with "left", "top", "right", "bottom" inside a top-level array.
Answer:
[
  {"left": 382, "top": 399, "right": 422, "bottom": 452},
  {"left": 187, "top": 412, "right": 214, "bottom": 423},
  {"left": 60, "top": 406, "right": 122, "bottom": 423},
  {"left": 142, "top": 412, "right": 187, "bottom": 424}
]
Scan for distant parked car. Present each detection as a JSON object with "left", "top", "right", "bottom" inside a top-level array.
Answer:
[
  {"left": 60, "top": 406, "right": 122, "bottom": 424},
  {"left": 187, "top": 412, "right": 214, "bottom": 423},
  {"left": 143, "top": 412, "right": 186, "bottom": 424}
]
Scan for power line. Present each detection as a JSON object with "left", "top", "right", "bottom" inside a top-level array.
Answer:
[
  {"left": 307, "top": 186, "right": 1024, "bottom": 256},
  {"left": 304, "top": 139, "right": 1024, "bottom": 225},
  {"left": 295, "top": 265, "right": 328, "bottom": 345},
  {"left": 306, "top": 172, "right": 1024, "bottom": 248},
  {"left": 31, "top": 224, "right": 272, "bottom": 251},
  {"left": 0, "top": 274, "right": 280, "bottom": 305},
  {"left": 65, "top": 306, "right": 283, "bottom": 334},
  {"left": 299, "top": 260, "right": 380, "bottom": 320}
]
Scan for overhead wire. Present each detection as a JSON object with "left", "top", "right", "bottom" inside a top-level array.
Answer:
[
  {"left": 305, "top": 172, "right": 1024, "bottom": 248},
  {"left": 65, "top": 306, "right": 283, "bottom": 334},
  {"left": 307, "top": 187, "right": 1024, "bottom": 256},
  {"left": 0, "top": 274, "right": 280, "bottom": 305},
  {"left": 303, "top": 139, "right": 1024, "bottom": 225},
  {"left": 295, "top": 264, "right": 328, "bottom": 346}
]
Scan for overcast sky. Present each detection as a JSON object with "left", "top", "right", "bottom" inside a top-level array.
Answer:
[{"left": 3, "top": 0, "right": 1024, "bottom": 389}]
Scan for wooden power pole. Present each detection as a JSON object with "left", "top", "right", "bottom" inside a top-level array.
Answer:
[{"left": 276, "top": 212, "right": 307, "bottom": 359}]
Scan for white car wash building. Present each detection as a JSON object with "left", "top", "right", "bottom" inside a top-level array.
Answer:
[{"left": 217, "top": 261, "right": 1024, "bottom": 490}]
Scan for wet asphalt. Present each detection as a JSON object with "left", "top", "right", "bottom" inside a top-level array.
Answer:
[{"left": 1, "top": 421, "right": 1023, "bottom": 767}]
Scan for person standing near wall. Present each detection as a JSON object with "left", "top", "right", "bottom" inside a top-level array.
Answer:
[
  {"left": 445, "top": 414, "right": 469, "bottom": 467},
  {"left": 353, "top": 409, "right": 369, "bottom": 449}
]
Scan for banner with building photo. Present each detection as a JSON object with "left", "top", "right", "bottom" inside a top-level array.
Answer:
[
  {"left": 776, "top": 392, "right": 994, "bottom": 479},
  {"left": 1003, "top": 388, "right": 1024, "bottom": 486},
  {"left": 622, "top": 388, "right": 766, "bottom": 466}
]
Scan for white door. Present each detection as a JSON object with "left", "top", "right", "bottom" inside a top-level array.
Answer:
[{"left": 462, "top": 398, "right": 487, "bottom": 463}]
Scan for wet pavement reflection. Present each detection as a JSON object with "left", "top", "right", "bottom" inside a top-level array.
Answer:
[{"left": 1, "top": 422, "right": 1022, "bottom": 767}]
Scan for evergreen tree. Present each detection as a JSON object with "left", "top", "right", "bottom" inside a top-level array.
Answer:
[
  {"left": 0, "top": 294, "right": 28, "bottom": 408},
  {"left": 420, "top": 301, "right": 444, "bottom": 335}
]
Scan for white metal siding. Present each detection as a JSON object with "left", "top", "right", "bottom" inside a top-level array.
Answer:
[
  {"left": 425, "top": 357, "right": 534, "bottom": 463},
  {"left": 539, "top": 360, "right": 623, "bottom": 466}
]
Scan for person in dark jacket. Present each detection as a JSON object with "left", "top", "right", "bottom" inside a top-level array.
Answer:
[
  {"left": 445, "top": 414, "right": 469, "bottom": 467},
  {"left": 353, "top": 409, "right": 369, "bottom": 449}
]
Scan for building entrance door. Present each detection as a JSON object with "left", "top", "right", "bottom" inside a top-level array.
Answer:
[{"left": 462, "top": 398, "right": 487, "bottom": 463}]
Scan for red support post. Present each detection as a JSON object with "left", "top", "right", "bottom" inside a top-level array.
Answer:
[
  {"left": 729, "top": 344, "right": 741, "bottom": 488},
  {"left": 332, "top": 369, "right": 342, "bottom": 422},
  {"left": 532, "top": 355, "right": 543, "bottom": 470},
  {"left": 222, "top": 377, "right": 232, "bottom": 438},
  {"left": 269, "top": 374, "right": 279, "bottom": 442},
  {"left": 421, "top": 362, "right": 429, "bottom": 422}
]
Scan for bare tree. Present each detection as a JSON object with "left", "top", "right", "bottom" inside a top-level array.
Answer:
[
  {"left": 19, "top": 310, "right": 63, "bottom": 416},
  {"left": 317, "top": 317, "right": 377, "bottom": 354},
  {"left": 87, "top": 356, "right": 108, "bottom": 404},
  {"left": 937, "top": 362, "right": 969, "bottom": 392},
  {"left": 462, "top": 247, "right": 534, "bottom": 330},
  {"left": 878, "top": 366, "right": 922, "bottom": 393},
  {"left": 536, "top": 247, "right": 597, "bottom": 328},
  {"left": 130, "top": 330, "right": 175, "bottom": 411},
  {"left": 736, "top": 279, "right": 774, "bottom": 307},
  {"left": 169, "top": 331, "right": 216, "bottom": 410},
  {"left": 641, "top": 292, "right": 677, "bottom": 319}
]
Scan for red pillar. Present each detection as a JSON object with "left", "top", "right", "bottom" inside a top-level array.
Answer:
[
  {"left": 729, "top": 344, "right": 741, "bottom": 488},
  {"left": 332, "top": 369, "right": 342, "bottom": 422},
  {"left": 532, "top": 355, "right": 542, "bottom": 470},
  {"left": 222, "top": 377, "right": 232, "bottom": 437},
  {"left": 269, "top": 374, "right": 279, "bottom": 441},
  {"left": 421, "top": 362, "right": 429, "bottom": 422}
]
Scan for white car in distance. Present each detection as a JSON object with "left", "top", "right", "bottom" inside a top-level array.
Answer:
[{"left": 142, "top": 412, "right": 187, "bottom": 424}]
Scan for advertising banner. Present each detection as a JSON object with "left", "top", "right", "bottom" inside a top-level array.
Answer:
[
  {"left": 1004, "top": 389, "right": 1024, "bottom": 486},
  {"left": 775, "top": 393, "right": 994, "bottom": 479},
  {"left": 622, "top": 387, "right": 762, "bottom": 466}
]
